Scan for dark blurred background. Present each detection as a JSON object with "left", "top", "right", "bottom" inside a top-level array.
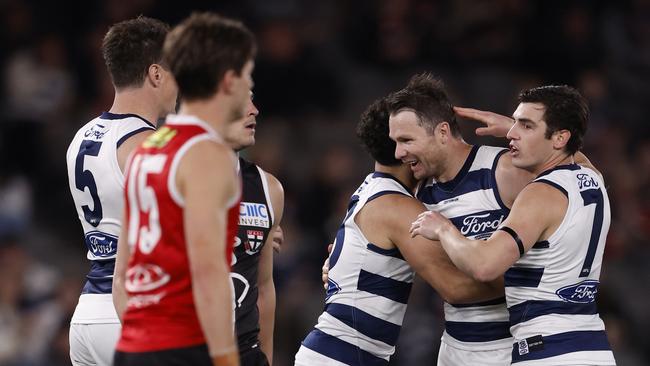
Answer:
[{"left": 0, "top": 0, "right": 649, "bottom": 365}]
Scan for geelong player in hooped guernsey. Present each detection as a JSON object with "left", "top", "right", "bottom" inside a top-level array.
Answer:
[
  {"left": 416, "top": 145, "right": 513, "bottom": 357},
  {"left": 298, "top": 97, "right": 503, "bottom": 366},
  {"left": 411, "top": 85, "right": 616, "bottom": 365},
  {"left": 65, "top": 17, "right": 176, "bottom": 366}
]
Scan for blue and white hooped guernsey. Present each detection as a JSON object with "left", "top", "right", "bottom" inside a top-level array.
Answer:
[
  {"left": 66, "top": 112, "right": 155, "bottom": 323},
  {"left": 506, "top": 164, "right": 615, "bottom": 365},
  {"left": 417, "top": 145, "right": 513, "bottom": 354},
  {"left": 295, "top": 172, "right": 415, "bottom": 366}
]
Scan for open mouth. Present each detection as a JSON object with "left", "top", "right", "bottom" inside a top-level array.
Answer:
[
  {"left": 404, "top": 159, "right": 419, "bottom": 169},
  {"left": 509, "top": 143, "right": 519, "bottom": 156}
]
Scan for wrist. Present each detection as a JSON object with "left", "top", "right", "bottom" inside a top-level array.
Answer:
[{"left": 211, "top": 349, "right": 239, "bottom": 366}]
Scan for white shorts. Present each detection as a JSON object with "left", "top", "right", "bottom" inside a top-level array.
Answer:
[
  {"left": 69, "top": 322, "right": 120, "bottom": 366},
  {"left": 294, "top": 345, "right": 349, "bottom": 366},
  {"left": 437, "top": 340, "right": 511, "bottom": 366}
]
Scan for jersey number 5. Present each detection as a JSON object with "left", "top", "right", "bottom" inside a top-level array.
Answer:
[
  {"left": 75, "top": 140, "right": 103, "bottom": 227},
  {"left": 127, "top": 154, "right": 167, "bottom": 254}
]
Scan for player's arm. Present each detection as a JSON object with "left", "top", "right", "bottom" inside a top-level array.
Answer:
[
  {"left": 454, "top": 106, "right": 514, "bottom": 137},
  {"left": 411, "top": 182, "right": 567, "bottom": 282},
  {"left": 180, "top": 141, "right": 239, "bottom": 366},
  {"left": 257, "top": 172, "right": 284, "bottom": 364},
  {"left": 113, "top": 206, "right": 130, "bottom": 321},
  {"left": 360, "top": 194, "right": 503, "bottom": 304}
]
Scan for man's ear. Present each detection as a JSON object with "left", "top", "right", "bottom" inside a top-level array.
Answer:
[
  {"left": 436, "top": 121, "right": 451, "bottom": 143},
  {"left": 553, "top": 129, "right": 571, "bottom": 150},
  {"left": 218, "top": 69, "right": 237, "bottom": 94},
  {"left": 147, "top": 64, "right": 164, "bottom": 87}
]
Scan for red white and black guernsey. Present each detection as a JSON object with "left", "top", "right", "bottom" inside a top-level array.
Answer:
[{"left": 117, "top": 115, "right": 239, "bottom": 353}]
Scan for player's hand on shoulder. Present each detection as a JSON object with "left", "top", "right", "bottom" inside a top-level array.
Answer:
[
  {"left": 454, "top": 106, "right": 514, "bottom": 138},
  {"left": 409, "top": 211, "right": 450, "bottom": 240}
]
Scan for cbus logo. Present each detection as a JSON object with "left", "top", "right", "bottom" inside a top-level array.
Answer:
[{"left": 556, "top": 280, "right": 599, "bottom": 303}]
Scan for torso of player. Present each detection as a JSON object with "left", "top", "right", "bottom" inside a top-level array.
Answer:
[
  {"left": 506, "top": 164, "right": 615, "bottom": 364},
  {"left": 231, "top": 158, "right": 274, "bottom": 351},
  {"left": 417, "top": 145, "right": 513, "bottom": 350},
  {"left": 117, "top": 115, "right": 239, "bottom": 353},
  {"left": 66, "top": 112, "right": 155, "bottom": 323},
  {"left": 305, "top": 172, "right": 415, "bottom": 363}
]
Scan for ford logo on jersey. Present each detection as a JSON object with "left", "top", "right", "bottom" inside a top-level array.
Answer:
[
  {"left": 556, "top": 280, "right": 599, "bottom": 303},
  {"left": 239, "top": 202, "right": 270, "bottom": 228},
  {"left": 84, "top": 123, "right": 108, "bottom": 140},
  {"left": 451, "top": 212, "right": 505, "bottom": 239},
  {"left": 85, "top": 231, "right": 118, "bottom": 257}
]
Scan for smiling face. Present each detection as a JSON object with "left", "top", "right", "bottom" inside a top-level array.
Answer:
[
  {"left": 389, "top": 109, "right": 446, "bottom": 180},
  {"left": 224, "top": 91, "right": 259, "bottom": 151},
  {"left": 507, "top": 102, "right": 566, "bottom": 173}
]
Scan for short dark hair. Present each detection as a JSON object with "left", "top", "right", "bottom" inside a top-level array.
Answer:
[
  {"left": 163, "top": 12, "right": 257, "bottom": 101},
  {"left": 357, "top": 97, "right": 401, "bottom": 166},
  {"left": 102, "top": 16, "right": 169, "bottom": 89},
  {"left": 518, "top": 85, "right": 588, "bottom": 154},
  {"left": 386, "top": 73, "right": 461, "bottom": 137}
]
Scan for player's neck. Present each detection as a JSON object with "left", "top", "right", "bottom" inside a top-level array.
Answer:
[
  {"left": 437, "top": 140, "right": 472, "bottom": 183},
  {"left": 533, "top": 152, "right": 574, "bottom": 176},
  {"left": 375, "top": 162, "right": 418, "bottom": 193},
  {"left": 178, "top": 97, "right": 232, "bottom": 137},
  {"left": 110, "top": 88, "right": 160, "bottom": 126}
]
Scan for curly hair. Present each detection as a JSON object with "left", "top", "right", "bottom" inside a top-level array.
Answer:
[{"left": 356, "top": 97, "right": 401, "bottom": 166}]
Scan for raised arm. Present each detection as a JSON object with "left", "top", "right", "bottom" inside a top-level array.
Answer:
[
  {"left": 357, "top": 194, "right": 503, "bottom": 304},
  {"left": 181, "top": 141, "right": 239, "bottom": 366},
  {"left": 257, "top": 172, "right": 284, "bottom": 364},
  {"left": 454, "top": 106, "right": 514, "bottom": 137}
]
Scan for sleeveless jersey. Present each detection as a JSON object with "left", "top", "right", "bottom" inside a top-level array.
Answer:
[
  {"left": 417, "top": 145, "right": 512, "bottom": 351},
  {"left": 506, "top": 164, "right": 615, "bottom": 365},
  {"left": 300, "top": 172, "right": 415, "bottom": 365},
  {"left": 116, "top": 115, "right": 240, "bottom": 353},
  {"left": 66, "top": 112, "right": 154, "bottom": 323},
  {"left": 232, "top": 157, "right": 274, "bottom": 352}
]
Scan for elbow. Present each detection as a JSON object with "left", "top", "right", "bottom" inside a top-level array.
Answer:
[
  {"left": 440, "top": 290, "right": 465, "bottom": 305},
  {"left": 472, "top": 263, "right": 501, "bottom": 283}
]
